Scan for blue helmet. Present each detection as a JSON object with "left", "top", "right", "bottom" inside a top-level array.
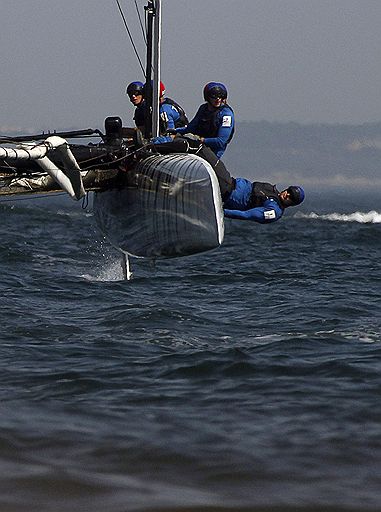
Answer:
[
  {"left": 287, "top": 186, "right": 305, "bottom": 205},
  {"left": 203, "top": 82, "right": 228, "bottom": 102},
  {"left": 126, "top": 81, "right": 144, "bottom": 97}
]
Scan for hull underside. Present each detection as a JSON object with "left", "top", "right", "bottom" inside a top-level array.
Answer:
[{"left": 94, "top": 153, "right": 224, "bottom": 258}]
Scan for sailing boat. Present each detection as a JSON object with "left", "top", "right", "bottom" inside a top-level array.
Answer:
[{"left": 0, "top": 1, "right": 224, "bottom": 277}]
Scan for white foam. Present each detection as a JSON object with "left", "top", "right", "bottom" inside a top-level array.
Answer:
[
  {"left": 296, "top": 211, "right": 381, "bottom": 223},
  {"left": 82, "top": 259, "right": 125, "bottom": 282}
]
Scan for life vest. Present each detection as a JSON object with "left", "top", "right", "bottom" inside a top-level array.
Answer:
[
  {"left": 249, "top": 182, "right": 282, "bottom": 208},
  {"left": 134, "top": 98, "right": 187, "bottom": 132},
  {"left": 196, "top": 103, "right": 235, "bottom": 142},
  {"left": 133, "top": 101, "right": 146, "bottom": 128},
  {"left": 161, "top": 97, "right": 189, "bottom": 129}
]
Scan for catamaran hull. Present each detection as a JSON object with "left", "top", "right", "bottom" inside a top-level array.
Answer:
[{"left": 93, "top": 153, "right": 224, "bottom": 258}]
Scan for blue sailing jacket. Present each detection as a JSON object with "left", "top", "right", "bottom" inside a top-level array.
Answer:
[
  {"left": 134, "top": 101, "right": 182, "bottom": 132},
  {"left": 223, "top": 178, "right": 284, "bottom": 223},
  {"left": 176, "top": 103, "right": 234, "bottom": 158},
  {"left": 160, "top": 102, "right": 181, "bottom": 130}
]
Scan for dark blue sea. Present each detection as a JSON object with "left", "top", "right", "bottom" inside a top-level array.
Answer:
[{"left": 1, "top": 188, "right": 381, "bottom": 512}]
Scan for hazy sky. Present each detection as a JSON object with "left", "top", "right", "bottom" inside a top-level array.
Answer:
[{"left": 1, "top": 0, "right": 380, "bottom": 133}]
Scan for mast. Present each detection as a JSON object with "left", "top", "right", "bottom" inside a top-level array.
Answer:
[
  {"left": 152, "top": 0, "right": 161, "bottom": 138},
  {"left": 144, "top": 1, "right": 154, "bottom": 139},
  {"left": 144, "top": 0, "right": 161, "bottom": 139}
]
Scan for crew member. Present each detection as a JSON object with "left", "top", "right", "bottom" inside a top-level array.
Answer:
[
  {"left": 174, "top": 82, "right": 235, "bottom": 158},
  {"left": 155, "top": 81, "right": 188, "bottom": 132},
  {"left": 126, "top": 81, "right": 146, "bottom": 131},
  {"left": 223, "top": 179, "right": 305, "bottom": 223},
  {"left": 126, "top": 80, "right": 187, "bottom": 135}
]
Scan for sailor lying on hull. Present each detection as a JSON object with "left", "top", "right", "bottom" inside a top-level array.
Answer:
[
  {"left": 144, "top": 136, "right": 305, "bottom": 224},
  {"left": 222, "top": 178, "right": 305, "bottom": 223}
]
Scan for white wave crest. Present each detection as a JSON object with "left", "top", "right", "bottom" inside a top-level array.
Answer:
[{"left": 297, "top": 211, "right": 381, "bottom": 223}]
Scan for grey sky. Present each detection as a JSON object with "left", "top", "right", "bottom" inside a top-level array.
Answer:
[{"left": 1, "top": 0, "right": 380, "bottom": 133}]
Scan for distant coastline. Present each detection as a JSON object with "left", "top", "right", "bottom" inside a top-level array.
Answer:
[{"left": 224, "top": 120, "right": 381, "bottom": 190}]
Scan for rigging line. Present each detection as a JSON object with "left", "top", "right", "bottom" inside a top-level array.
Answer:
[
  {"left": 81, "top": 192, "right": 89, "bottom": 210},
  {"left": 135, "top": 0, "right": 147, "bottom": 45},
  {"left": 115, "top": 0, "right": 145, "bottom": 76}
]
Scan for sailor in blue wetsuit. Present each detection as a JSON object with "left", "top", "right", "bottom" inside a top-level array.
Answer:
[
  {"left": 155, "top": 81, "right": 188, "bottom": 132},
  {"left": 126, "top": 81, "right": 146, "bottom": 131},
  {"left": 152, "top": 82, "right": 234, "bottom": 158},
  {"left": 175, "top": 82, "right": 234, "bottom": 158},
  {"left": 223, "top": 179, "right": 305, "bottom": 223},
  {"left": 126, "top": 80, "right": 187, "bottom": 135},
  {"left": 190, "top": 145, "right": 305, "bottom": 222}
]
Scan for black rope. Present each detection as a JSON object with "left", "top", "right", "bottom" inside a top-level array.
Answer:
[
  {"left": 81, "top": 192, "right": 90, "bottom": 210},
  {"left": 115, "top": 0, "right": 145, "bottom": 76},
  {"left": 135, "top": 0, "right": 147, "bottom": 45}
]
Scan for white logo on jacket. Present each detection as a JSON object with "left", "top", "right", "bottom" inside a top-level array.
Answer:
[
  {"left": 264, "top": 210, "right": 276, "bottom": 220},
  {"left": 222, "top": 116, "right": 232, "bottom": 127}
]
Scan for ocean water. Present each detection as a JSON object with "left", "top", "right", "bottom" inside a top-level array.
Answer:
[{"left": 0, "top": 189, "right": 381, "bottom": 512}]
